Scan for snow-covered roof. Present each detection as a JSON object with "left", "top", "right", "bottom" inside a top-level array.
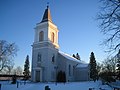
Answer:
[{"left": 59, "top": 51, "right": 87, "bottom": 64}]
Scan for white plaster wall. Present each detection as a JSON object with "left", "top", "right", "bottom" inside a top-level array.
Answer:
[
  {"left": 34, "top": 22, "right": 48, "bottom": 42},
  {"left": 57, "top": 53, "right": 67, "bottom": 72},
  {"left": 46, "top": 48, "right": 58, "bottom": 82},
  {"left": 32, "top": 42, "right": 58, "bottom": 82},
  {"left": 66, "top": 60, "right": 79, "bottom": 82},
  {"left": 57, "top": 53, "right": 79, "bottom": 82},
  {"left": 48, "top": 22, "right": 59, "bottom": 48},
  {"left": 75, "top": 67, "right": 89, "bottom": 81}
]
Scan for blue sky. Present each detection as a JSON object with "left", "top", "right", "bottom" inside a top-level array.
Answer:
[{"left": 0, "top": 0, "right": 108, "bottom": 69}]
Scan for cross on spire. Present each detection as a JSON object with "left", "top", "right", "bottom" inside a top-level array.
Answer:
[{"left": 47, "top": 2, "right": 49, "bottom": 8}]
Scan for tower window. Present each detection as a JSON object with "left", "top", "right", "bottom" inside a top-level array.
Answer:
[
  {"left": 39, "top": 31, "right": 44, "bottom": 41},
  {"left": 51, "top": 32, "right": 55, "bottom": 43},
  {"left": 38, "top": 53, "right": 41, "bottom": 62},
  {"left": 52, "top": 55, "right": 55, "bottom": 63}
]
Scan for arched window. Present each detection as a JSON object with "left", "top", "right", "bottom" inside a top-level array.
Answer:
[
  {"left": 52, "top": 55, "right": 55, "bottom": 63},
  {"left": 51, "top": 32, "right": 55, "bottom": 43},
  {"left": 69, "top": 65, "right": 71, "bottom": 76},
  {"left": 39, "top": 31, "right": 44, "bottom": 42},
  {"left": 37, "top": 53, "right": 41, "bottom": 62}
]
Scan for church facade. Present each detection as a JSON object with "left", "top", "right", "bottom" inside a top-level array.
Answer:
[{"left": 31, "top": 6, "right": 89, "bottom": 82}]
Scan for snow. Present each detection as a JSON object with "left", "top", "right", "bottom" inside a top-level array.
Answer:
[
  {"left": 109, "top": 80, "right": 120, "bottom": 88},
  {"left": 0, "top": 80, "right": 112, "bottom": 90},
  {"left": 59, "top": 51, "right": 87, "bottom": 64}
]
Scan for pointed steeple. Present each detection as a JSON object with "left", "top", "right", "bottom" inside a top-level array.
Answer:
[{"left": 41, "top": 5, "right": 52, "bottom": 23}]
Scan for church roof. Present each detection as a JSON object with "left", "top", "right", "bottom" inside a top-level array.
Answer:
[
  {"left": 59, "top": 51, "right": 87, "bottom": 64},
  {"left": 41, "top": 6, "right": 52, "bottom": 23}
]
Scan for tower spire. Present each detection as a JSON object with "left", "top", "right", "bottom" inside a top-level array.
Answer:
[{"left": 41, "top": 3, "right": 52, "bottom": 23}]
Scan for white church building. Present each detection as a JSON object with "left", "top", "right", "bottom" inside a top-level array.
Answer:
[{"left": 31, "top": 6, "right": 89, "bottom": 82}]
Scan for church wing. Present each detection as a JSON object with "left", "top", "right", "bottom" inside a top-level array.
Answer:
[{"left": 58, "top": 51, "right": 89, "bottom": 81}]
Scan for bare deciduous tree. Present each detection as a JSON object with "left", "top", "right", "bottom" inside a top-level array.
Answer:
[
  {"left": 98, "top": 0, "right": 120, "bottom": 52},
  {"left": 0, "top": 40, "right": 18, "bottom": 72},
  {"left": 15, "top": 66, "right": 23, "bottom": 75},
  {"left": 6, "top": 60, "right": 14, "bottom": 75},
  {"left": 101, "top": 57, "right": 118, "bottom": 72}
]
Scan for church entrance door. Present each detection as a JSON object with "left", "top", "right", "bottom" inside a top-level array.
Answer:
[{"left": 36, "top": 71, "right": 40, "bottom": 82}]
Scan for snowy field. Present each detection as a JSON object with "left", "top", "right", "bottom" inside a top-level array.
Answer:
[{"left": 0, "top": 81, "right": 112, "bottom": 90}]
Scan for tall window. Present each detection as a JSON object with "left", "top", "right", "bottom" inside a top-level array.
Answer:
[
  {"left": 52, "top": 55, "right": 55, "bottom": 63},
  {"left": 69, "top": 65, "right": 71, "bottom": 76},
  {"left": 39, "top": 31, "right": 44, "bottom": 42},
  {"left": 51, "top": 32, "right": 55, "bottom": 43},
  {"left": 38, "top": 53, "right": 41, "bottom": 62}
]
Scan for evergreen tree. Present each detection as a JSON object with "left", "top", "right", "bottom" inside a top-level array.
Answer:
[
  {"left": 89, "top": 52, "right": 98, "bottom": 81},
  {"left": 76, "top": 53, "right": 80, "bottom": 60},
  {"left": 23, "top": 55, "right": 30, "bottom": 80},
  {"left": 57, "top": 71, "right": 66, "bottom": 82},
  {"left": 63, "top": 72, "right": 66, "bottom": 83},
  {"left": 73, "top": 53, "right": 80, "bottom": 60},
  {"left": 72, "top": 54, "right": 76, "bottom": 58}
]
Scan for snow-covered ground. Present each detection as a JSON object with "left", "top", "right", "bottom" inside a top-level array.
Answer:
[{"left": 0, "top": 81, "right": 112, "bottom": 90}]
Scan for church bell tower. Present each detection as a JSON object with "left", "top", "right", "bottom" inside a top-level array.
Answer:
[
  {"left": 31, "top": 6, "right": 59, "bottom": 82},
  {"left": 34, "top": 6, "right": 59, "bottom": 49}
]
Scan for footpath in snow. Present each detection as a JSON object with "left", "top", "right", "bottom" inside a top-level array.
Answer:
[{"left": 0, "top": 81, "right": 112, "bottom": 90}]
